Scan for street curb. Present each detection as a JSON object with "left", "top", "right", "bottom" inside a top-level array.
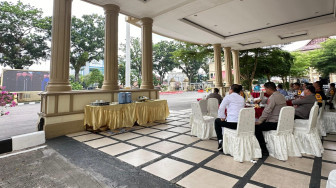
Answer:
[
  {"left": 7, "top": 101, "right": 41, "bottom": 106},
  {"left": 0, "top": 131, "right": 45, "bottom": 155}
]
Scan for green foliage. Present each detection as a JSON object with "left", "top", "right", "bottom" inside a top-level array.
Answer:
[
  {"left": 153, "top": 74, "right": 160, "bottom": 86},
  {"left": 0, "top": 1, "right": 50, "bottom": 69},
  {"left": 240, "top": 47, "right": 293, "bottom": 90},
  {"left": 70, "top": 81, "right": 83, "bottom": 90},
  {"left": 290, "top": 51, "right": 311, "bottom": 77},
  {"left": 86, "top": 69, "right": 103, "bottom": 88},
  {"left": 172, "top": 42, "right": 209, "bottom": 83},
  {"left": 70, "top": 14, "right": 105, "bottom": 82},
  {"left": 311, "top": 39, "right": 336, "bottom": 78},
  {"left": 239, "top": 48, "right": 269, "bottom": 91},
  {"left": 153, "top": 41, "right": 178, "bottom": 84}
]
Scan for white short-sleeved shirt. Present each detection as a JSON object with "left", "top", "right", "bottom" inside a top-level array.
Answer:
[{"left": 218, "top": 92, "right": 245, "bottom": 122}]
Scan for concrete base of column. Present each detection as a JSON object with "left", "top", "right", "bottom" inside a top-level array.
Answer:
[
  {"left": 140, "top": 84, "right": 154, "bottom": 89},
  {"left": 101, "top": 84, "right": 119, "bottom": 90},
  {"left": 47, "top": 83, "right": 72, "bottom": 92}
]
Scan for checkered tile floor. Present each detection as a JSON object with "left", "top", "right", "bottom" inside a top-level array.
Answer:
[{"left": 67, "top": 109, "right": 336, "bottom": 188}]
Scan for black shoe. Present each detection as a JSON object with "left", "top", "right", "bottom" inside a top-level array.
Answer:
[{"left": 217, "top": 142, "right": 223, "bottom": 151}]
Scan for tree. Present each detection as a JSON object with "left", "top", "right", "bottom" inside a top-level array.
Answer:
[
  {"left": 290, "top": 51, "right": 311, "bottom": 78},
  {"left": 0, "top": 1, "right": 51, "bottom": 69},
  {"left": 86, "top": 69, "right": 104, "bottom": 88},
  {"left": 153, "top": 41, "right": 178, "bottom": 84},
  {"left": 172, "top": 42, "right": 208, "bottom": 83},
  {"left": 271, "top": 49, "right": 293, "bottom": 87},
  {"left": 239, "top": 48, "right": 268, "bottom": 91},
  {"left": 70, "top": 14, "right": 105, "bottom": 82},
  {"left": 311, "top": 39, "right": 336, "bottom": 78}
]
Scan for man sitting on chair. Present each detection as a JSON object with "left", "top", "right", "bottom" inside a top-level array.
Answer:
[
  {"left": 206, "top": 88, "right": 222, "bottom": 104},
  {"left": 215, "top": 84, "right": 245, "bottom": 151},
  {"left": 255, "top": 82, "right": 286, "bottom": 157},
  {"left": 292, "top": 85, "right": 316, "bottom": 119}
]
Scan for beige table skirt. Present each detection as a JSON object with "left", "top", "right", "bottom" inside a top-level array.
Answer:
[{"left": 84, "top": 100, "right": 170, "bottom": 130}]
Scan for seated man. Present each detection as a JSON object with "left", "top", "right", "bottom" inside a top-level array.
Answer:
[
  {"left": 313, "top": 81, "right": 327, "bottom": 107},
  {"left": 206, "top": 88, "right": 222, "bottom": 104},
  {"left": 255, "top": 82, "right": 287, "bottom": 156},
  {"left": 293, "top": 82, "right": 303, "bottom": 97},
  {"left": 214, "top": 84, "right": 245, "bottom": 150},
  {"left": 327, "top": 83, "right": 336, "bottom": 109},
  {"left": 277, "top": 83, "right": 288, "bottom": 96},
  {"left": 292, "top": 85, "right": 317, "bottom": 119}
]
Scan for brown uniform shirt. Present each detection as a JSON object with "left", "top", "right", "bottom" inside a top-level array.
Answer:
[
  {"left": 258, "top": 91, "right": 287, "bottom": 123},
  {"left": 206, "top": 93, "right": 222, "bottom": 104},
  {"left": 292, "top": 94, "right": 317, "bottom": 119}
]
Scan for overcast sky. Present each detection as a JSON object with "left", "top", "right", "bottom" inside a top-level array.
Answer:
[{"left": 1, "top": 0, "right": 310, "bottom": 71}]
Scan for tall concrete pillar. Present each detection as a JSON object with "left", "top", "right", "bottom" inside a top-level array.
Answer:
[
  {"left": 224, "top": 47, "right": 233, "bottom": 87},
  {"left": 213, "top": 44, "right": 223, "bottom": 88},
  {"left": 140, "top": 17, "right": 154, "bottom": 89},
  {"left": 47, "top": 0, "right": 72, "bottom": 92},
  {"left": 101, "top": 4, "right": 120, "bottom": 90},
  {"left": 232, "top": 50, "right": 241, "bottom": 84}
]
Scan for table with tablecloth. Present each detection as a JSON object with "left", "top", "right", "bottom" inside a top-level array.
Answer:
[
  {"left": 250, "top": 92, "right": 270, "bottom": 98},
  {"left": 84, "top": 100, "right": 170, "bottom": 131}
]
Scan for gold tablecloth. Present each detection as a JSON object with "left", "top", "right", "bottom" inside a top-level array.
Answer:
[{"left": 84, "top": 100, "right": 170, "bottom": 130}]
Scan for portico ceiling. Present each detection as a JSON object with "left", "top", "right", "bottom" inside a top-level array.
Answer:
[{"left": 83, "top": 0, "right": 336, "bottom": 50}]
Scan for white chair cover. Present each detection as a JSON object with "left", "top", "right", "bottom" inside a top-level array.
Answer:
[
  {"left": 323, "top": 100, "right": 336, "bottom": 133},
  {"left": 263, "top": 106, "right": 302, "bottom": 161},
  {"left": 317, "top": 101, "right": 326, "bottom": 137},
  {"left": 190, "top": 102, "right": 216, "bottom": 139},
  {"left": 199, "top": 99, "right": 208, "bottom": 116},
  {"left": 207, "top": 98, "right": 218, "bottom": 118},
  {"left": 222, "top": 108, "right": 262, "bottom": 162},
  {"left": 327, "top": 170, "right": 336, "bottom": 188},
  {"left": 294, "top": 105, "right": 324, "bottom": 157}
]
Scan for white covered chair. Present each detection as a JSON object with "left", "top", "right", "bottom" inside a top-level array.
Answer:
[
  {"left": 324, "top": 98, "right": 336, "bottom": 133},
  {"left": 317, "top": 101, "right": 326, "bottom": 137},
  {"left": 199, "top": 99, "right": 208, "bottom": 115},
  {"left": 263, "top": 106, "right": 302, "bottom": 161},
  {"left": 207, "top": 98, "right": 218, "bottom": 118},
  {"left": 222, "top": 108, "right": 261, "bottom": 162},
  {"left": 327, "top": 170, "right": 336, "bottom": 188},
  {"left": 294, "top": 105, "right": 324, "bottom": 157},
  {"left": 190, "top": 102, "right": 216, "bottom": 139}
]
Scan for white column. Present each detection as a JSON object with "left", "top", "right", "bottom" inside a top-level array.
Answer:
[
  {"left": 232, "top": 49, "right": 241, "bottom": 84},
  {"left": 101, "top": 4, "right": 120, "bottom": 90},
  {"left": 224, "top": 47, "right": 232, "bottom": 87},
  {"left": 47, "top": 0, "right": 72, "bottom": 92},
  {"left": 140, "top": 17, "right": 154, "bottom": 89},
  {"left": 213, "top": 44, "right": 223, "bottom": 88},
  {"left": 125, "top": 22, "right": 131, "bottom": 88}
]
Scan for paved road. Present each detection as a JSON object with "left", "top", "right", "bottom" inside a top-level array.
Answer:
[
  {"left": 0, "top": 104, "right": 40, "bottom": 140},
  {"left": 160, "top": 91, "right": 207, "bottom": 111},
  {"left": 0, "top": 91, "right": 208, "bottom": 139}
]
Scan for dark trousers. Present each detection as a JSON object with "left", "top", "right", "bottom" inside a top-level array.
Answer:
[
  {"left": 294, "top": 115, "right": 304, "bottom": 119},
  {"left": 255, "top": 122, "right": 278, "bottom": 152},
  {"left": 214, "top": 118, "right": 237, "bottom": 141}
]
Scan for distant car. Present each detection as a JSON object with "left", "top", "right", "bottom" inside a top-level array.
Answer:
[{"left": 87, "top": 87, "right": 95, "bottom": 90}]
